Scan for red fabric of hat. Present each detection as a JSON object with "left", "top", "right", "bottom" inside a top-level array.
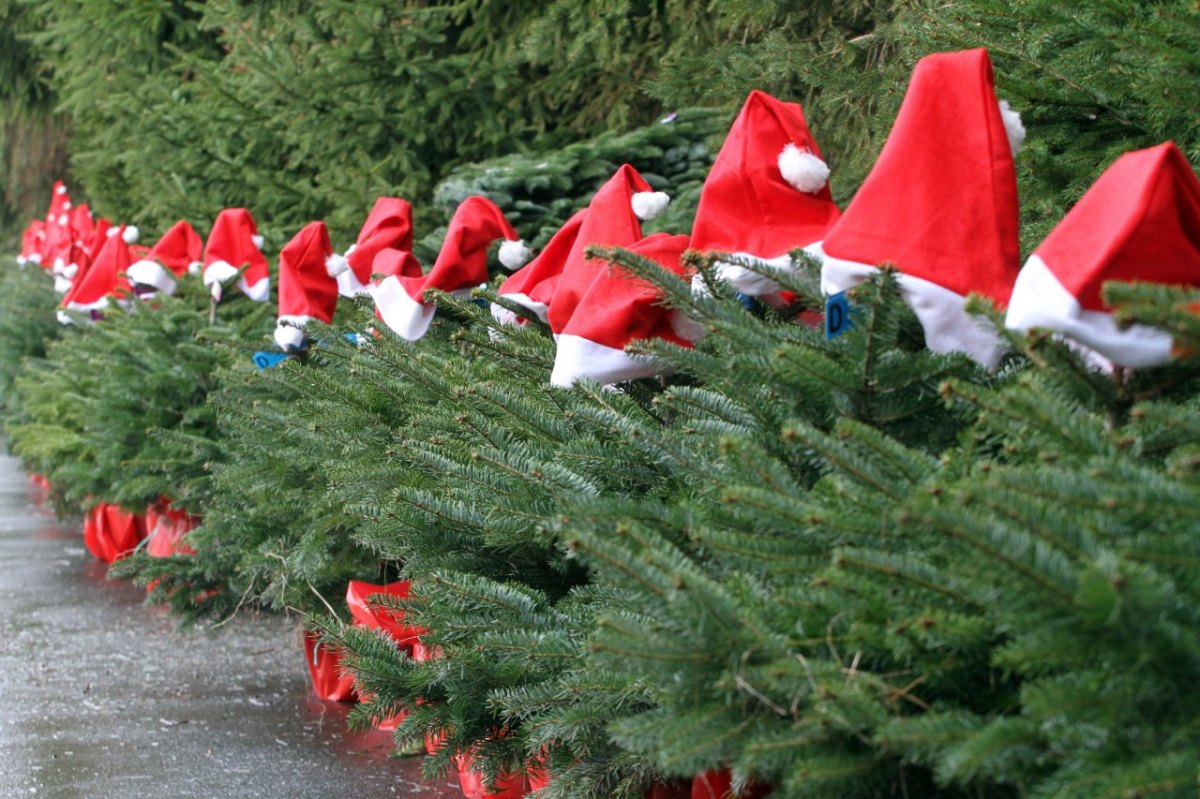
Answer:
[
  {"left": 691, "top": 90, "right": 840, "bottom": 265},
  {"left": 18, "top": 220, "right": 47, "bottom": 266},
  {"left": 492, "top": 209, "right": 588, "bottom": 328},
  {"left": 127, "top": 220, "right": 204, "bottom": 296},
  {"left": 275, "top": 221, "right": 337, "bottom": 352},
  {"left": 44, "top": 181, "right": 72, "bottom": 229},
  {"left": 59, "top": 225, "right": 136, "bottom": 321},
  {"left": 203, "top": 207, "right": 270, "bottom": 302},
  {"left": 371, "top": 248, "right": 423, "bottom": 280},
  {"left": 547, "top": 164, "right": 668, "bottom": 335},
  {"left": 552, "top": 233, "right": 695, "bottom": 387},
  {"left": 372, "top": 196, "right": 526, "bottom": 341},
  {"left": 816, "top": 48, "right": 1021, "bottom": 368},
  {"left": 1006, "top": 142, "right": 1200, "bottom": 368},
  {"left": 329, "top": 197, "right": 415, "bottom": 296}
]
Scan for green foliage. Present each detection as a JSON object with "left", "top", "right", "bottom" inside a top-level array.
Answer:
[
  {"left": 2, "top": 2, "right": 1199, "bottom": 798},
  {"left": 5, "top": 282, "right": 267, "bottom": 514},
  {"left": 0, "top": 263, "right": 61, "bottom": 425}
]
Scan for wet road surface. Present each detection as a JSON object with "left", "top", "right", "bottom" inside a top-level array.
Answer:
[{"left": 0, "top": 455, "right": 461, "bottom": 799}]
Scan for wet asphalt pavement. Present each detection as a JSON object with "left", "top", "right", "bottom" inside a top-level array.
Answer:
[{"left": 0, "top": 455, "right": 461, "bottom": 799}]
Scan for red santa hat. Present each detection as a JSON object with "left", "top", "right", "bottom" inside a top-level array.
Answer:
[
  {"left": 491, "top": 209, "right": 588, "bottom": 328},
  {"left": 274, "top": 221, "right": 338, "bottom": 352},
  {"left": 126, "top": 220, "right": 204, "bottom": 296},
  {"left": 812, "top": 48, "right": 1023, "bottom": 369},
  {"left": 547, "top": 164, "right": 669, "bottom": 335},
  {"left": 326, "top": 197, "right": 415, "bottom": 297},
  {"left": 371, "top": 248, "right": 424, "bottom": 281},
  {"left": 202, "top": 208, "right": 270, "bottom": 302},
  {"left": 1006, "top": 142, "right": 1200, "bottom": 368},
  {"left": 65, "top": 204, "right": 97, "bottom": 262},
  {"left": 690, "top": 90, "right": 840, "bottom": 297},
  {"left": 44, "top": 181, "right": 72, "bottom": 229},
  {"left": 552, "top": 233, "right": 699, "bottom": 387},
  {"left": 58, "top": 225, "right": 136, "bottom": 323},
  {"left": 371, "top": 196, "right": 528, "bottom": 341},
  {"left": 17, "top": 220, "right": 47, "bottom": 267}
]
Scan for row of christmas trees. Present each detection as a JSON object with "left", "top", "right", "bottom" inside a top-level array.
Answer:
[{"left": 4, "top": 47, "right": 1200, "bottom": 798}]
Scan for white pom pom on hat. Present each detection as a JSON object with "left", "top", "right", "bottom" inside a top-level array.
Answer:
[
  {"left": 122, "top": 225, "right": 139, "bottom": 244},
  {"left": 778, "top": 143, "right": 830, "bottom": 193},
  {"left": 998, "top": 99, "right": 1026, "bottom": 156},
  {"left": 251, "top": 234, "right": 264, "bottom": 250},
  {"left": 498, "top": 239, "right": 531, "bottom": 270},
  {"left": 56, "top": 185, "right": 67, "bottom": 195},
  {"left": 631, "top": 191, "right": 670, "bottom": 220},
  {"left": 325, "top": 252, "right": 350, "bottom": 278}
]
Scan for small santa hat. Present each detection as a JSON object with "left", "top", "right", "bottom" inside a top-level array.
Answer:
[
  {"left": 17, "top": 220, "right": 47, "bottom": 266},
  {"left": 58, "top": 224, "right": 135, "bottom": 322},
  {"left": 491, "top": 209, "right": 588, "bottom": 327},
  {"left": 274, "top": 221, "right": 338, "bottom": 352},
  {"left": 44, "top": 181, "right": 72, "bottom": 229},
  {"left": 371, "top": 196, "right": 527, "bottom": 341},
  {"left": 1006, "top": 142, "right": 1200, "bottom": 368},
  {"left": 812, "top": 48, "right": 1022, "bottom": 369},
  {"left": 327, "top": 197, "right": 415, "bottom": 297},
  {"left": 44, "top": 221, "right": 90, "bottom": 293},
  {"left": 127, "top": 220, "right": 204, "bottom": 296},
  {"left": 552, "top": 233, "right": 697, "bottom": 387},
  {"left": 202, "top": 208, "right": 270, "bottom": 302},
  {"left": 371, "top": 248, "right": 424, "bottom": 281},
  {"left": 547, "top": 164, "right": 668, "bottom": 335},
  {"left": 690, "top": 90, "right": 841, "bottom": 297},
  {"left": 68, "top": 203, "right": 96, "bottom": 244}
]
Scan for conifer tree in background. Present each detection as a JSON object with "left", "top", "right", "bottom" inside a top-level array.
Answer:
[{"left": 0, "top": 1, "right": 68, "bottom": 235}]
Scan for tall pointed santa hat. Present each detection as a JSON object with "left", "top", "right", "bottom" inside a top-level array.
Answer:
[
  {"left": 274, "top": 221, "right": 338, "bottom": 352},
  {"left": 17, "top": 220, "right": 47, "bottom": 266},
  {"left": 491, "top": 209, "right": 588, "bottom": 327},
  {"left": 44, "top": 181, "right": 72, "bottom": 229},
  {"left": 68, "top": 203, "right": 96, "bottom": 248},
  {"left": 691, "top": 90, "right": 841, "bottom": 296},
  {"left": 58, "top": 225, "right": 136, "bottom": 323},
  {"left": 552, "top": 232, "right": 698, "bottom": 387},
  {"left": 202, "top": 208, "right": 270, "bottom": 302},
  {"left": 547, "top": 164, "right": 670, "bottom": 335},
  {"left": 126, "top": 220, "right": 204, "bottom": 296},
  {"left": 326, "top": 197, "right": 415, "bottom": 297},
  {"left": 1006, "top": 142, "right": 1200, "bottom": 368},
  {"left": 371, "top": 248, "right": 424, "bottom": 281},
  {"left": 371, "top": 196, "right": 528, "bottom": 341},
  {"left": 812, "top": 48, "right": 1023, "bottom": 369}
]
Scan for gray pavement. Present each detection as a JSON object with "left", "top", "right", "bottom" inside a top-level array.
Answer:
[{"left": 0, "top": 455, "right": 461, "bottom": 799}]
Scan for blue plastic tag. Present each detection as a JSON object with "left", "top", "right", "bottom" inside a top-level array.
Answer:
[
  {"left": 343, "top": 332, "right": 368, "bottom": 346},
  {"left": 825, "top": 291, "right": 853, "bottom": 339},
  {"left": 251, "top": 350, "right": 289, "bottom": 370}
]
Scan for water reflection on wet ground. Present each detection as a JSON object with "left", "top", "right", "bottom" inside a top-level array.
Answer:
[{"left": 0, "top": 456, "right": 459, "bottom": 798}]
